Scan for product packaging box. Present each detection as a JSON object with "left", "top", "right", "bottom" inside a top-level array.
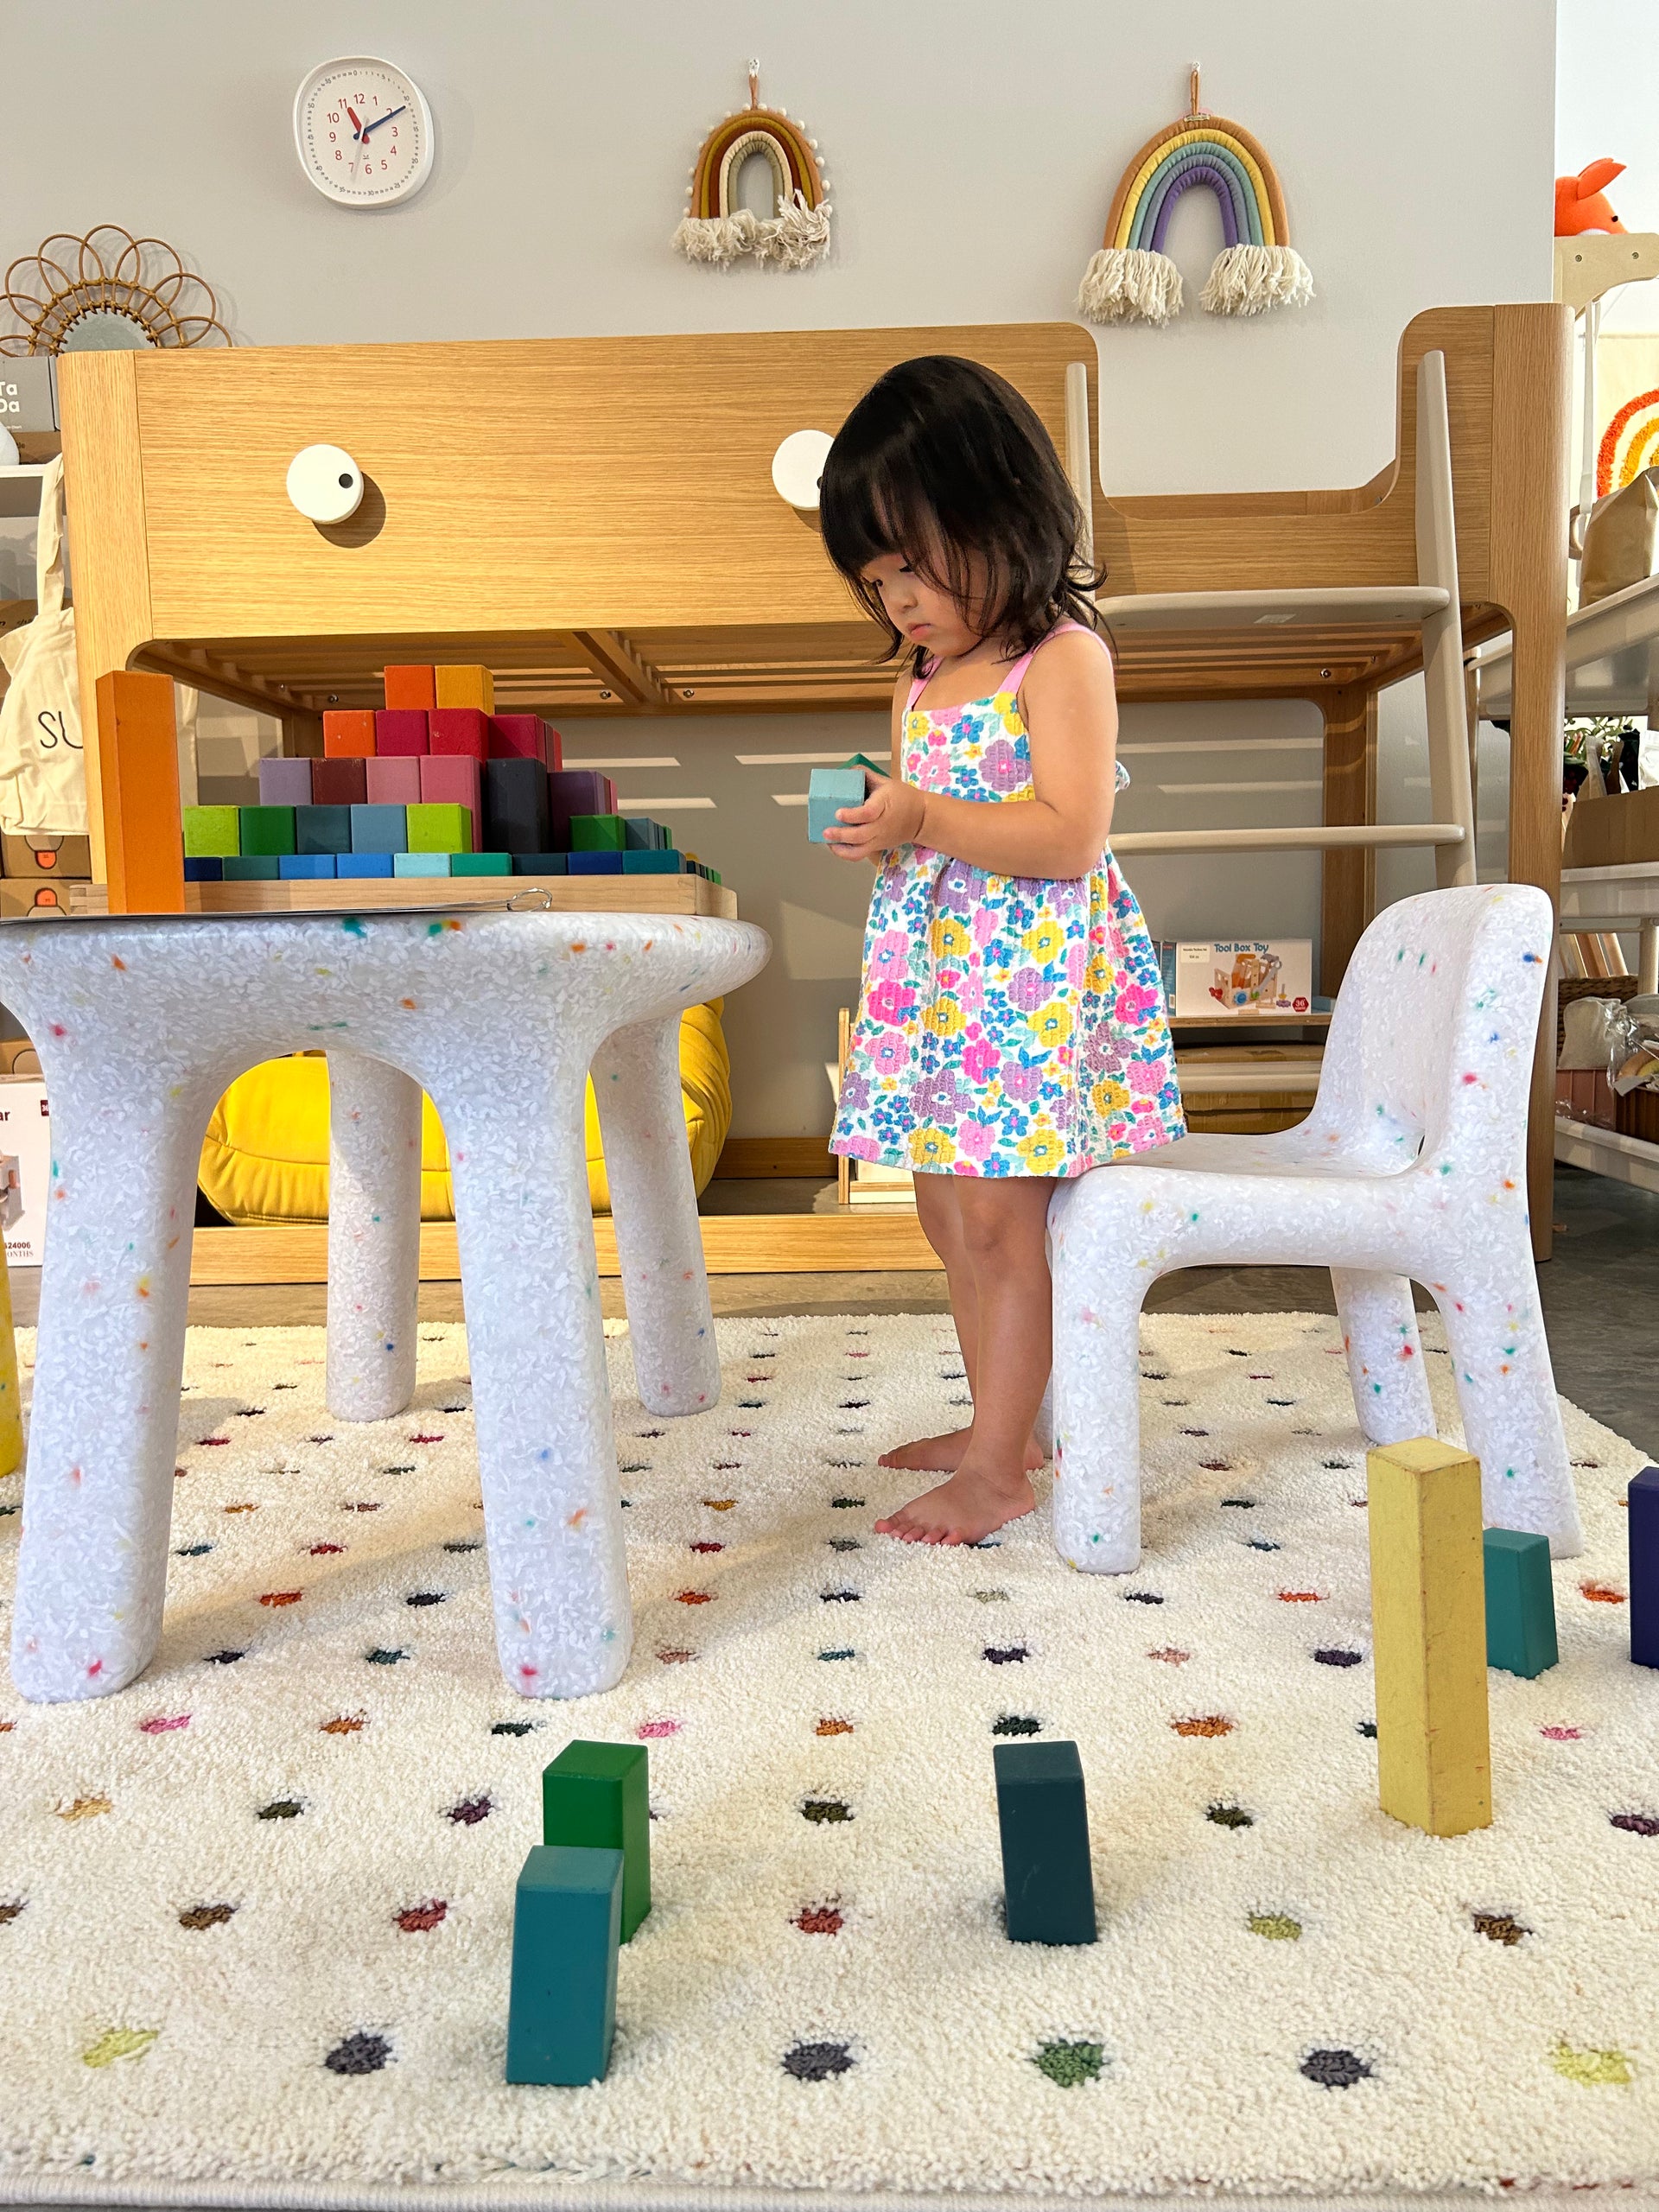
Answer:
[
  {"left": 1173, "top": 939, "right": 1313, "bottom": 1018},
  {"left": 1, "top": 834, "right": 92, "bottom": 880},
  {"left": 0, "top": 1077, "right": 53, "bottom": 1266}
]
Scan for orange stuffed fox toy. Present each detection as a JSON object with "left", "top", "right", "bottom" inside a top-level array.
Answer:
[{"left": 1556, "top": 159, "right": 1627, "bottom": 237}]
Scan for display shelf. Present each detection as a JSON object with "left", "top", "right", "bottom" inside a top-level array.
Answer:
[
  {"left": 1111, "top": 823, "right": 1465, "bottom": 856},
  {"left": 65, "top": 874, "right": 738, "bottom": 921},
  {"left": 1169, "top": 1013, "right": 1332, "bottom": 1032},
  {"left": 1474, "top": 569, "right": 1659, "bottom": 720},
  {"left": 1558, "top": 859, "right": 1659, "bottom": 933},
  {"left": 1554, "top": 1114, "right": 1659, "bottom": 1196}
]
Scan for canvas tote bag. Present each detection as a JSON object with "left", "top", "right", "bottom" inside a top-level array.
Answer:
[{"left": 0, "top": 456, "right": 86, "bottom": 834}]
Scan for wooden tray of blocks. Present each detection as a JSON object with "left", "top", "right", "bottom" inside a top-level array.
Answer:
[{"left": 173, "top": 660, "right": 734, "bottom": 918}]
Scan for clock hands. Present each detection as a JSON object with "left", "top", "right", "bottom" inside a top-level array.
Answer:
[
  {"left": 345, "top": 104, "right": 364, "bottom": 137},
  {"left": 362, "top": 105, "right": 405, "bottom": 136}
]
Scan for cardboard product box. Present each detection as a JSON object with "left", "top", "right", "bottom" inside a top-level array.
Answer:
[
  {"left": 0, "top": 880, "right": 73, "bottom": 918},
  {"left": 0, "top": 1077, "right": 53, "bottom": 1266},
  {"left": 1562, "top": 785, "right": 1659, "bottom": 871},
  {"left": 1, "top": 834, "right": 91, "bottom": 880},
  {"left": 1174, "top": 940, "right": 1313, "bottom": 1018}
]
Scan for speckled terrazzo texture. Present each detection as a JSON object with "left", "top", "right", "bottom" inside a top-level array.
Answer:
[
  {"left": 1, "top": 1313, "right": 1656, "bottom": 2197},
  {"left": 0, "top": 911, "right": 767, "bottom": 1706},
  {"left": 1051, "top": 885, "right": 1582, "bottom": 1573}
]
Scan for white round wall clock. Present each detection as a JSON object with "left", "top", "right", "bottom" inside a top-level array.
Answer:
[{"left": 293, "top": 56, "right": 434, "bottom": 207}]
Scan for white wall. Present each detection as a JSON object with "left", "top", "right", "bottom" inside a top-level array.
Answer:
[
  {"left": 1558, "top": 0, "right": 1659, "bottom": 333},
  {"left": 6, "top": 0, "right": 1557, "bottom": 1136}
]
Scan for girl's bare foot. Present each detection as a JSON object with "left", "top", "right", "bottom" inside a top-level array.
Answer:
[
  {"left": 875, "top": 1461, "right": 1037, "bottom": 1545},
  {"left": 879, "top": 1427, "right": 1047, "bottom": 1474}
]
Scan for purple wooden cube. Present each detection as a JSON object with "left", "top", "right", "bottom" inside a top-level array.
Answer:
[{"left": 257, "top": 755, "right": 315, "bottom": 808}]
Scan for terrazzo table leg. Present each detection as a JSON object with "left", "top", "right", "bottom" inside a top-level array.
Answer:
[
  {"left": 591, "top": 1014, "right": 719, "bottom": 1418},
  {"left": 441, "top": 1047, "right": 633, "bottom": 1697},
  {"left": 11, "top": 1068, "right": 219, "bottom": 1700},
  {"left": 1331, "top": 1268, "right": 1433, "bottom": 1445},
  {"left": 325, "top": 1051, "right": 423, "bottom": 1422},
  {"left": 1047, "top": 1235, "right": 1144, "bottom": 1572},
  {"left": 1427, "top": 1274, "right": 1583, "bottom": 1555}
]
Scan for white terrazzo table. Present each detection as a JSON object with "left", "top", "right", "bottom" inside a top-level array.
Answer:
[{"left": 0, "top": 906, "right": 769, "bottom": 1705}]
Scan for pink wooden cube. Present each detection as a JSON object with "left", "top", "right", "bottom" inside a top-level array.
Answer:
[
  {"left": 375, "top": 709, "right": 429, "bottom": 757},
  {"left": 429, "top": 708, "right": 490, "bottom": 761},
  {"left": 365, "top": 756, "right": 423, "bottom": 805},
  {"left": 419, "top": 753, "right": 482, "bottom": 820}
]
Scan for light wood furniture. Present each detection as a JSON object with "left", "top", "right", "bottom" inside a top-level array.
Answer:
[
  {"left": 67, "top": 872, "right": 738, "bottom": 920},
  {"left": 56, "top": 306, "right": 1571, "bottom": 1262}
]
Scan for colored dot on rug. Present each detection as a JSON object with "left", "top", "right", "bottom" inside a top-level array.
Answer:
[
  {"left": 1313, "top": 1649, "right": 1363, "bottom": 1668},
  {"left": 1549, "top": 2037, "right": 1634, "bottom": 2088},
  {"left": 1173, "top": 1715, "right": 1233, "bottom": 1738},
  {"left": 676, "top": 1590, "right": 714, "bottom": 1605},
  {"left": 1581, "top": 1582, "right": 1626, "bottom": 1605},
  {"left": 1471, "top": 1912, "right": 1529, "bottom": 1946},
  {"left": 396, "top": 1900, "right": 448, "bottom": 1933},
  {"left": 821, "top": 1589, "right": 861, "bottom": 1604},
  {"left": 82, "top": 2027, "right": 158, "bottom": 2069},
  {"left": 830, "top": 1497, "right": 865, "bottom": 1509},
  {"left": 174, "top": 1544, "right": 213, "bottom": 1559},
  {"left": 782, "top": 2040, "right": 854, "bottom": 2081},
  {"left": 1220, "top": 1498, "right": 1255, "bottom": 1510},
  {"left": 702, "top": 1498, "right": 736, "bottom": 1511},
  {"left": 690, "top": 1541, "right": 724, "bottom": 1555},
  {"left": 56, "top": 1797, "right": 111, "bottom": 1822},
  {"left": 405, "top": 1591, "right": 446, "bottom": 1608},
  {"left": 492, "top": 1720, "right": 537, "bottom": 1736},
  {"left": 657, "top": 1648, "right": 698, "bottom": 1666},
  {"left": 1357, "top": 1720, "right": 1378, "bottom": 1738},
  {"left": 320, "top": 1715, "right": 365, "bottom": 1737},
  {"left": 818, "top": 1649, "right": 855, "bottom": 1662},
  {"left": 816, "top": 1717, "right": 854, "bottom": 1737},
  {"left": 828, "top": 1536, "right": 861, "bottom": 1552},
  {"left": 975, "top": 1590, "right": 1010, "bottom": 1603},
  {"left": 0, "top": 1902, "right": 25, "bottom": 1926},
  {"left": 1033, "top": 2040, "right": 1104, "bottom": 2088},
  {"left": 1207, "top": 1802, "right": 1253, "bottom": 1829},
  {"left": 365, "top": 1648, "right": 408, "bottom": 1665},
  {"left": 324, "top": 2032, "right": 391, "bottom": 2076},
  {"left": 1122, "top": 1591, "right": 1164, "bottom": 1605},
  {"left": 1247, "top": 1540, "right": 1281, "bottom": 1552},
  {"left": 794, "top": 1904, "right": 843, "bottom": 1935},
  {"left": 1249, "top": 1913, "right": 1301, "bottom": 1941},
  {"left": 1301, "top": 2049, "right": 1370, "bottom": 2088},
  {"left": 178, "top": 1904, "right": 235, "bottom": 1930},
  {"left": 1148, "top": 1647, "right": 1191, "bottom": 1664},
  {"left": 993, "top": 1715, "right": 1041, "bottom": 1736},
  {"left": 984, "top": 1646, "right": 1028, "bottom": 1664},
  {"left": 203, "top": 1649, "right": 245, "bottom": 1666},
  {"left": 636, "top": 1719, "right": 682, "bottom": 1739},
  {"left": 442, "top": 1541, "right": 482, "bottom": 1554},
  {"left": 257, "top": 1800, "right": 303, "bottom": 1821},
  {"left": 447, "top": 1795, "right": 492, "bottom": 1826},
  {"left": 801, "top": 1798, "right": 852, "bottom": 1824},
  {"left": 1610, "top": 1811, "right": 1659, "bottom": 1836}
]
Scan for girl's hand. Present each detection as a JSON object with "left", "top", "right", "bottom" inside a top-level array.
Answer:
[{"left": 823, "top": 772, "right": 926, "bottom": 863}]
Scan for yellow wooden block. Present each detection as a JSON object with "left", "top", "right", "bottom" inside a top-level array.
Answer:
[
  {"left": 0, "top": 1247, "right": 21, "bottom": 1479},
  {"left": 1367, "top": 1438, "right": 1491, "bottom": 1836},
  {"left": 434, "top": 664, "right": 495, "bottom": 713}
]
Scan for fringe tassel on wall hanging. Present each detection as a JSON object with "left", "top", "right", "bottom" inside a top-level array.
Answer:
[
  {"left": 673, "top": 62, "right": 831, "bottom": 271},
  {"left": 1075, "top": 70, "right": 1313, "bottom": 327}
]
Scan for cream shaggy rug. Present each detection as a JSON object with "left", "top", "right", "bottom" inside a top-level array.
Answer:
[{"left": 0, "top": 1312, "right": 1656, "bottom": 2206}]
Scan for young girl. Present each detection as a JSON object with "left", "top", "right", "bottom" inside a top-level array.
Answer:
[{"left": 818, "top": 355, "right": 1184, "bottom": 1547}]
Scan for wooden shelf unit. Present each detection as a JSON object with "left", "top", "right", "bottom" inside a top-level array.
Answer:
[{"left": 67, "top": 873, "right": 738, "bottom": 921}]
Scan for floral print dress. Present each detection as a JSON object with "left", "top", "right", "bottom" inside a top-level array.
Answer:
[{"left": 830, "top": 622, "right": 1185, "bottom": 1179}]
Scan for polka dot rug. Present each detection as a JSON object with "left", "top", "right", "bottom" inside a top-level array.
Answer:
[{"left": 0, "top": 1311, "right": 1656, "bottom": 2202}]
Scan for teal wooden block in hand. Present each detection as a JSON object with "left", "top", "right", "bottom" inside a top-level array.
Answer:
[
  {"left": 1484, "top": 1527, "right": 1559, "bottom": 1676},
  {"left": 994, "top": 1739, "right": 1096, "bottom": 1945},
  {"left": 504, "top": 1845, "right": 621, "bottom": 2087},
  {"left": 543, "top": 1740, "right": 650, "bottom": 1940},
  {"left": 808, "top": 766, "right": 868, "bottom": 844}
]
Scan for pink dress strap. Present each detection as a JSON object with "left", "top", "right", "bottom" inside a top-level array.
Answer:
[{"left": 1005, "top": 619, "right": 1111, "bottom": 697}]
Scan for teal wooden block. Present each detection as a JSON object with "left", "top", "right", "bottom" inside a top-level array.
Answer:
[
  {"left": 504, "top": 1845, "right": 621, "bottom": 2087},
  {"left": 350, "top": 804, "right": 407, "bottom": 855},
  {"left": 843, "top": 752, "right": 887, "bottom": 778},
  {"left": 543, "top": 1740, "right": 650, "bottom": 1941},
  {"left": 1484, "top": 1527, "right": 1558, "bottom": 1676},
  {"left": 393, "top": 851, "right": 451, "bottom": 877},
  {"left": 808, "top": 766, "right": 868, "bottom": 844},
  {"left": 995, "top": 1739, "right": 1096, "bottom": 1945},
  {"left": 223, "top": 855, "right": 280, "bottom": 880},
  {"left": 296, "top": 804, "right": 353, "bottom": 856},
  {"left": 621, "top": 849, "right": 683, "bottom": 874},
  {"left": 621, "top": 816, "right": 655, "bottom": 849}
]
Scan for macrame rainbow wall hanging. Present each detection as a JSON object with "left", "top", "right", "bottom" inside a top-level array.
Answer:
[
  {"left": 1077, "top": 73, "right": 1313, "bottom": 326},
  {"left": 673, "top": 63, "right": 831, "bottom": 271}
]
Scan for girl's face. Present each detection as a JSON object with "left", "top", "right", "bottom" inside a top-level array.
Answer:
[{"left": 859, "top": 551, "right": 984, "bottom": 660}]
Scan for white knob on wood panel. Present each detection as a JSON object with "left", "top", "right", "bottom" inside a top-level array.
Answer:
[
  {"left": 771, "top": 428, "right": 834, "bottom": 517},
  {"left": 286, "top": 443, "right": 364, "bottom": 524}
]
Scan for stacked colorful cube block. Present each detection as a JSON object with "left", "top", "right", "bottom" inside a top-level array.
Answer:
[{"left": 180, "top": 662, "right": 720, "bottom": 887}]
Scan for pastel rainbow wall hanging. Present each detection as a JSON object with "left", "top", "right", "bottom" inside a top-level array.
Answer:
[
  {"left": 1598, "top": 388, "right": 1659, "bottom": 497},
  {"left": 1076, "top": 72, "right": 1313, "bottom": 327},
  {"left": 673, "top": 63, "right": 831, "bottom": 271}
]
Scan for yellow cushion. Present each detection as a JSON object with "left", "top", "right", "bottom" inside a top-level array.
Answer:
[{"left": 199, "top": 1001, "right": 731, "bottom": 1224}]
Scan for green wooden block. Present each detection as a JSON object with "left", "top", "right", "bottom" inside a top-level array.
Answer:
[
  {"left": 182, "top": 804, "right": 239, "bottom": 858},
  {"left": 572, "top": 814, "right": 628, "bottom": 851},
  {"left": 238, "top": 805, "right": 296, "bottom": 857},
  {"left": 223, "top": 854, "right": 280, "bottom": 880},
  {"left": 543, "top": 1739, "right": 650, "bottom": 1941},
  {"left": 504, "top": 1845, "right": 620, "bottom": 2086},
  {"left": 451, "top": 851, "right": 512, "bottom": 875},
  {"left": 1484, "top": 1527, "right": 1558, "bottom": 1676},
  {"left": 406, "top": 802, "right": 473, "bottom": 855},
  {"left": 843, "top": 752, "right": 887, "bottom": 778},
  {"left": 994, "top": 1739, "right": 1096, "bottom": 1945}
]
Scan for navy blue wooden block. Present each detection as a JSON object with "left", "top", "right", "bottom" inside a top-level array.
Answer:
[
  {"left": 1631, "top": 1466, "right": 1659, "bottom": 1668},
  {"left": 994, "top": 1738, "right": 1096, "bottom": 1945}
]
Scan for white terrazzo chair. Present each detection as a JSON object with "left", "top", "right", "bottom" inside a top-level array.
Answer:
[{"left": 1047, "top": 883, "right": 1582, "bottom": 1571}]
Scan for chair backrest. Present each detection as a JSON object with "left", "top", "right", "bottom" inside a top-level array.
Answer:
[{"left": 1299, "top": 884, "right": 1553, "bottom": 1178}]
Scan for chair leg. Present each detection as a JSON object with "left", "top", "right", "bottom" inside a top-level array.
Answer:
[
  {"left": 11, "top": 1076, "right": 210, "bottom": 1700},
  {"left": 590, "top": 1014, "right": 720, "bottom": 1419},
  {"left": 1428, "top": 1268, "right": 1585, "bottom": 1557},
  {"left": 326, "top": 1051, "right": 423, "bottom": 1423},
  {"left": 1331, "top": 1268, "right": 1433, "bottom": 1445},
  {"left": 1049, "top": 1220, "right": 1145, "bottom": 1573}
]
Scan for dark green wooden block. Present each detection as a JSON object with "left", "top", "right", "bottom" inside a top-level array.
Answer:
[
  {"left": 571, "top": 813, "right": 627, "bottom": 851},
  {"left": 504, "top": 1844, "right": 620, "bottom": 2086},
  {"left": 542, "top": 1739, "right": 650, "bottom": 1940},
  {"left": 843, "top": 753, "right": 887, "bottom": 778},
  {"left": 1484, "top": 1527, "right": 1558, "bottom": 1676},
  {"left": 994, "top": 1738, "right": 1096, "bottom": 1945}
]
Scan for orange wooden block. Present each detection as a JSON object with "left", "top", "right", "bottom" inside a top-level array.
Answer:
[
  {"left": 323, "top": 710, "right": 377, "bottom": 759},
  {"left": 94, "top": 671, "right": 184, "bottom": 915},
  {"left": 384, "top": 664, "right": 437, "bottom": 712},
  {"left": 435, "top": 664, "right": 495, "bottom": 713}
]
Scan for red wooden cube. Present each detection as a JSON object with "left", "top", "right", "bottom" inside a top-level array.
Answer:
[
  {"left": 429, "top": 708, "right": 490, "bottom": 761},
  {"left": 375, "top": 709, "right": 429, "bottom": 757},
  {"left": 310, "top": 757, "right": 368, "bottom": 807},
  {"left": 489, "top": 714, "right": 557, "bottom": 767}
]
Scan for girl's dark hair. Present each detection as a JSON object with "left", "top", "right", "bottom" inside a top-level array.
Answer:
[{"left": 817, "top": 354, "right": 1106, "bottom": 672}]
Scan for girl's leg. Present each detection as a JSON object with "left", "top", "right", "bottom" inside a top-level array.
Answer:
[{"left": 876, "top": 1175, "right": 1052, "bottom": 1543}]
